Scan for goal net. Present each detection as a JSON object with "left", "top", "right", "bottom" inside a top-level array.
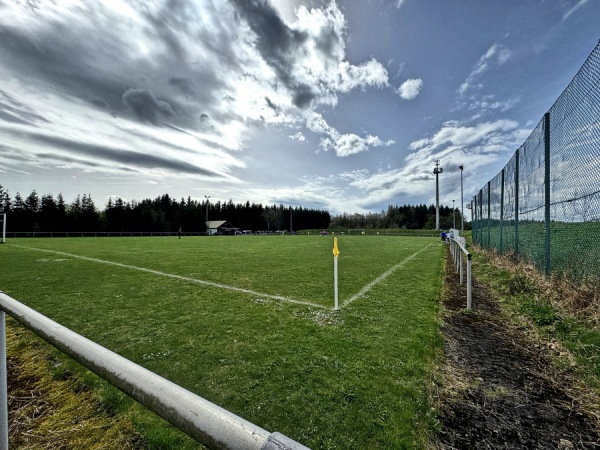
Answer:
[{"left": 347, "top": 229, "right": 366, "bottom": 236}]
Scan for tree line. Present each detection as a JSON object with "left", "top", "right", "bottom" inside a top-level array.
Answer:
[
  {"left": 330, "top": 204, "right": 469, "bottom": 230},
  {"left": 0, "top": 185, "right": 331, "bottom": 233},
  {"left": 0, "top": 185, "right": 467, "bottom": 233}
]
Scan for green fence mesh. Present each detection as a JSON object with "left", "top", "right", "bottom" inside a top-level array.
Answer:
[{"left": 472, "top": 40, "right": 600, "bottom": 280}]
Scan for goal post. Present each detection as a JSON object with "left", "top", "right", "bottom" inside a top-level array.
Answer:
[
  {"left": 1, "top": 214, "right": 5, "bottom": 244},
  {"left": 347, "top": 229, "right": 366, "bottom": 236}
]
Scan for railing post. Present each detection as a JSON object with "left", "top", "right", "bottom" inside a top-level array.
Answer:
[
  {"left": 459, "top": 251, "right": 464, "bottom": 286},
  {"left": 466, "top": 254, "right": 472, "bottom": 310},
  {"left": 0, "top": 310, "right": 8, "bottom": 449}
]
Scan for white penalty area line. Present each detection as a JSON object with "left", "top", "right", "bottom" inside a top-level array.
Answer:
[
  {"left": 340, "top": 242, "right": 437, "bottom": 309},
  {"left": 10, "top": 244, "right": 326, "bottom": 309}
]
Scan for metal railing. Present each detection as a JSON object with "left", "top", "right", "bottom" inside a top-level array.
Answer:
[
  {"left": 448, "top": 234, "right": 473, "bottom": 309},
  {"left": 0, "top": 291, "right": 310, "bottom": 450}
]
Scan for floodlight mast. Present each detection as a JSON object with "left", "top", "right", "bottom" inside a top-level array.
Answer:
[
  {"left": 453, "top": 199, "right": 455, "bottom": 228},
  {"left": 459, "top": 165, "right": 464, "bottom": 232},
  {"left": 433, "top": 160, "right": 443, "bottom": 230},
  {"left": 204, "top": 196, "right": 210, "bottom": 224}
]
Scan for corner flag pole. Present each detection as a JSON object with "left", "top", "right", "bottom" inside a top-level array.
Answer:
[{"left": 333, "top": 237, "right": 340, "bottom": 310}]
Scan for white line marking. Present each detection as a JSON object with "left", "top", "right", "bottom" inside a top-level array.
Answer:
[
  {"left": 10, "top": 244, "right": 326, "bottom": 309},
  {"left": 341, "top": 242, "right": 436, "bottom": 308}
]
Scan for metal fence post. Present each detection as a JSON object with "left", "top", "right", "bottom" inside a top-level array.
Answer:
[
  {"left": 544, "top": 112, "right": 551, "bottom": 276},
  {"left": 0, "top": 311, "right": 7, "bottom": 449},
  {"left": 500, "top": 169, "right": 505, "bottom": 253},
  {"left": 487, "top": 181, "right": 491, "bottom": 248},
  {"left": 515, "top": 148, "right": 520, "bottom": 257},
  {"left": 466, "top": 254, "right": 472, "bottom": 310},
  {"left": 459, "top": 251, "right": 464, "bottom": 285}
]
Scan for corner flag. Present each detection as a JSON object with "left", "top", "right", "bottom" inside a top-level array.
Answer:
[{"left": 333, "top": 237, "right": 339, "bottom": 310}]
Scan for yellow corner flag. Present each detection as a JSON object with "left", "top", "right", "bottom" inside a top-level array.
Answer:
[{"left": 333, "top": 237, "right": 340, "bottom": 257}]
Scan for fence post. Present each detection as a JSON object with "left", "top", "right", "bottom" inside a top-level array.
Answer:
[
  {"left": 479, "top": 191, "right": 483, "bottom": 246},
  {"left": 544, "top": 112, "right": 551, "bottom": 276},
  {"left": 487, "top": 182, "right": 491, "bottom": 248},
  {"left": 500, "top": 168, "right": 505, "bottom": 253},
  {"left": 466, "top": 253, "right": 472, "bottom": 309},
  {"left": 459, "top": 250, "right": 464, "bottom": 285},
  {"left": 515, "top": 148, "right": 520, "bottom": 257},
  {"left": 0, "top": 311, "right": 7, "bottom": 450}
]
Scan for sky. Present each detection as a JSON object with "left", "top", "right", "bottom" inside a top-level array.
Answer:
[{"left": 0, "top": 0, "right": 598, "bottom": 216}]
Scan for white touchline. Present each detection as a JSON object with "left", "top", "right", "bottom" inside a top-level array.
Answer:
[
  {"left": 341, "top": 242, "right": 436, "bottom": 309},
  {"left": 11, "top": 244, "right": 326, "bottom": 309}
]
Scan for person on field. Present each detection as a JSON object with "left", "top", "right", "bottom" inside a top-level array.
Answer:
[
  {"left": 440, "top": 230, "right": 446, "bottom": 241},
  {"left": 178, "top": 227, "right": 182, "bottom": 239}
]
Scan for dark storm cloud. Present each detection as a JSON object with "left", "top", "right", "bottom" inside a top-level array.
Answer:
[
  {"left": 230, "top": 0, "right": 317, "bottom": 108},
  {"left": 122, "top": 89, "right": 175, "bottom": 125}
]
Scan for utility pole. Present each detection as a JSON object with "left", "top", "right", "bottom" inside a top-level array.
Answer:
[{"left": 433, "top": 160, "right": 443, "bottom": 230}]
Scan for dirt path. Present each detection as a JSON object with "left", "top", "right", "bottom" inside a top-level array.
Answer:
[{"left": 436, "top": 252, "right": 600, "bottom": 449}]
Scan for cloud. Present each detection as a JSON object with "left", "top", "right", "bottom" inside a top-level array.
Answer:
[
  {"left": 346, "top": 118, "right": 530, "bottom": 206},
  {"left": 395, "top": 0, "right": 406, "bottom": 9},
  {"left": 305, "top": 111, "right": 395, "bottom": 156},
  {"left": 10, "top": 130, "right": 216, "bottom": 176},
  {"left": 290, "top": 132, "right": 306, "bottom": 142},
  {"left": 458, "top": 43, "right": 511, "bottom": 95},
  {"left": 563, "top": 0, "right": 589, "bottom": 20},
  {"left": 231, "top": 0, "right": 389, "bottom": 110},
  {"left": 397, "top": 78, "right": 423, "bottom": 100},
  {"left": 122, "top": 89, "right": 175, "bottom": 125}
]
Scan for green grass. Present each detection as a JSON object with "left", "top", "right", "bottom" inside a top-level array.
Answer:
[{"left": 0, "top": 235, "right": 444, "bottom": 449}]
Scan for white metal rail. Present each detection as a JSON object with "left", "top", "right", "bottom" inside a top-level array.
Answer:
[
  {"left": 448, "top": 237, "right": 473, "bottom": 309},
  {"left": 0, "top": 291, "right": 310, "bottom": 450}
]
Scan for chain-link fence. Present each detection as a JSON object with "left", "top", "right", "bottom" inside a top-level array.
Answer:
[{"left": 472, "top": 40, "right": 600, "bottom": 280}]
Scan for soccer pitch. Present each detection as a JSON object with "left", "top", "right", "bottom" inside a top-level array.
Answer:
[{"left": 1, "top": 235, "right": 444, "bottom": 449}]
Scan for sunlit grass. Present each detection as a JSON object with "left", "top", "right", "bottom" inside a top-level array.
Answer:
[{"left": 1, "top": 235, "right": 443, "bottom": 449}]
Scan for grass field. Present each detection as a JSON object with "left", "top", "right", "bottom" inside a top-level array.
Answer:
[{"left": 0, "top": 235, "right": 444, "bottom": 449}]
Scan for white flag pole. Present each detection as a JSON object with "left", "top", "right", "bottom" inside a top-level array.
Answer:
[{"left": 333, "top": 237, "right": 339, "bottom": 310}]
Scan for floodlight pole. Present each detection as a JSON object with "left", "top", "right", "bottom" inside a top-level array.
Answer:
[
  {"left": 453, "top": 200, "right": 455, "bottom": 229},
  {"left": 433, "top": 160, "right": 443, "bottom": 230},
  {"left": 459, "top": 165, "right": 464, "bottom": 232},
  {"left": 204, "top": 196, "right": 210, "bottom": 224}
]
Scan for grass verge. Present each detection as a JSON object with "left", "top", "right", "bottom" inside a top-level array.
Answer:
[
  {"left": 6, "top": 317, "right": 145, "bottom": 449},
  {"left": 469, "top": 245, "right": 600, "bottom": 415}
]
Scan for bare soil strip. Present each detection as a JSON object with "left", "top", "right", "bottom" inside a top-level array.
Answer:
[{"left": 436, "top": 251, "right": 600, "bottom": 449}]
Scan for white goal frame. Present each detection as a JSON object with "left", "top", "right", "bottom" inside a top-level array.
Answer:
[{"left": 347, "top": 229, "right": 366, "bottom": 236}]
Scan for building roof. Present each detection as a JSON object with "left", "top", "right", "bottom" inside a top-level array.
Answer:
[{"left": 207, "top": 220, "right": 239, "bottom": 229}]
